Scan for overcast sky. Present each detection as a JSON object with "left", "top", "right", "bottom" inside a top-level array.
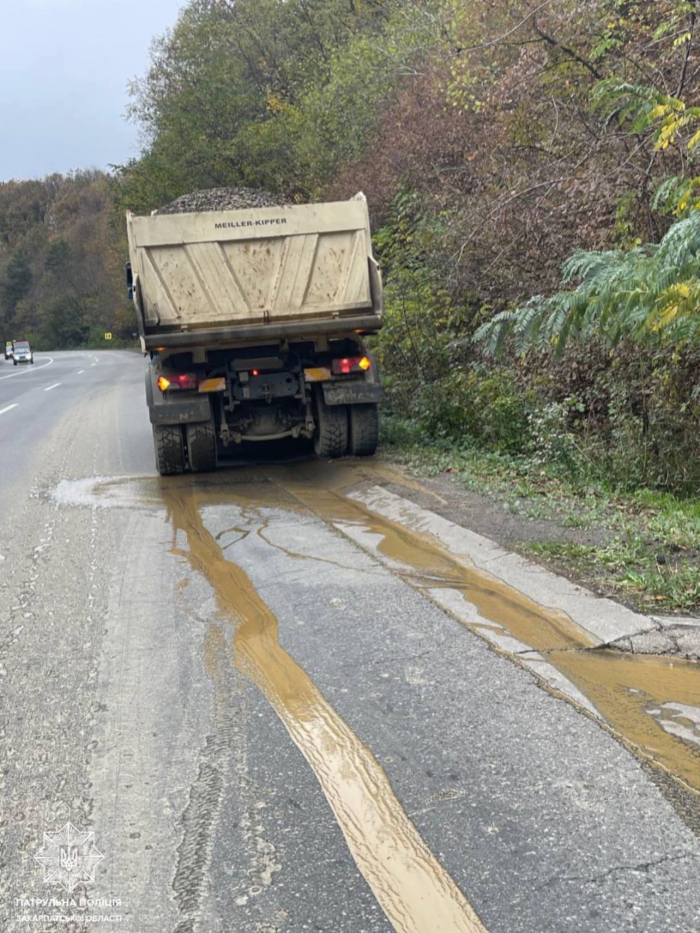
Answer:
[{"left": 0, "top": 0, "right": 184, "bottom": 182}]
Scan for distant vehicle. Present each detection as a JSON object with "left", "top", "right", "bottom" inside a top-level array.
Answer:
[
  {"left": 12, "top": 341, "right": 34, "bottom": 365},
  {"left": 4, "top": 341, "right": 12, "bottom": 360}
]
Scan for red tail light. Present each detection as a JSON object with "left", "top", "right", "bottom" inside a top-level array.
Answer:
[
  {"left": 331, "top": 356, "right": 371, "bottom": 375},
  {"left": 157, "top": 373, "right": 197, "bottom": 392}
]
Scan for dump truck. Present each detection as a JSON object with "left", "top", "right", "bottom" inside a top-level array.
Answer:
[{"left": 126, "top": 193, "right": 383, "bottom": 475}]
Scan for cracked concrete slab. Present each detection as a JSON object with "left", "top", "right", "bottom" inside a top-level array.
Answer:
[
  {"left": 609, "top": 625, "right": 700, "bottom": 661},
  {"left": 655, "top": 615, "right": 700, "bottom": 629}
]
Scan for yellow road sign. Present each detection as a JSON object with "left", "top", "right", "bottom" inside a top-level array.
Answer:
[{"left": 104, "top": 332, "right": 113, "bottom": 340}]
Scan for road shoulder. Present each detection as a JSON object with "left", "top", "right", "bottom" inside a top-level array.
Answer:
[{"left": 364, "top": 461, "right": 700, "bottom": 661}]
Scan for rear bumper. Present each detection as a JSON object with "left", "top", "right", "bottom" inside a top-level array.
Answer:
[{"left": 140, "top": 314, "right": 382, "bottom": 352}]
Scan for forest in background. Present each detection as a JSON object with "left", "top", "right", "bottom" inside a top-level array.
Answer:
[
  {"left": 4, "top": 0, "right": 700, "bottom": 494},
  {"left": 0, "top": 172, "right": 133, "bottom": 349}
]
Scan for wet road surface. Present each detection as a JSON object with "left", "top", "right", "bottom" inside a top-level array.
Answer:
[{"left": 1, "top": 351, "right": 699, "bottom": 933}]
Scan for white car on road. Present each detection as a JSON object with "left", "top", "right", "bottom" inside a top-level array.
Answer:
[{"left": 12, "top": 341, "right": 34, "bottom": 365}]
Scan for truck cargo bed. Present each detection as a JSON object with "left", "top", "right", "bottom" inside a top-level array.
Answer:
[{"left": 127, "top": 196, "right": 382, "bottom": 350}]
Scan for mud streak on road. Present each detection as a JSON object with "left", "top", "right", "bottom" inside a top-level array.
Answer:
[
  {"left": 163, "top": 482, "right": 490, "bottom": 933},
  {"left": 65, "top": 463, "right": 700, "bottom": 818}
]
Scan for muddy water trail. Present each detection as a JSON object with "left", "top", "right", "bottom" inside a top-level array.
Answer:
[
  {"left": 162, "top": 482, "right": 490, "bottom": 933},
  {"left": 82, "top": 466, "right": 700, "bottom": 796},
  {"left": 270, "top": 465, "right": 700, "bottom": 796},
  {"left": 85, "top": 466, "right": 700, "bottom": 796}
]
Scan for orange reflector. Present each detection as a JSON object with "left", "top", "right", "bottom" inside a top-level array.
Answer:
[
  {"left": 198, "top": 377, "right": 226, "bottom": 393},
  {"left": 157, "top": 376, "right": 170, "bottom": 392},
  {"left": 359, "top": 356, "right": 371, "bottom": 371},
  {"left": 304, "top": 367, "right": 332, "bottom": 382}
]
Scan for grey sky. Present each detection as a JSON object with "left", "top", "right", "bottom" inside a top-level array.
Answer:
[{"left": 0, "top": 0, "right": 184, "bottom": 181}]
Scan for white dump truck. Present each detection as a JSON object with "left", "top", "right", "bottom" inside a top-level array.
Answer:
[{"left": 126, "top": 193, "right": 383, "bottom": 475}]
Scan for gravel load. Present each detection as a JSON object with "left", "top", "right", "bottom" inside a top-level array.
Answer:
[{"left": 155, "top": 187, "right": 286, "bottom": 215}]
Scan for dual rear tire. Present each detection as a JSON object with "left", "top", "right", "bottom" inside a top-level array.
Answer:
[
  {"left": 153, "top": 421, "right": 218, "bottom": 476},
  {"left": 313, "top": 393, "right": 378, "bottom": 459}
]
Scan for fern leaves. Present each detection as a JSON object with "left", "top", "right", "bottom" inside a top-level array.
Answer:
[{"left": 474, "top": 211, "right": 700, "bottom": 355}]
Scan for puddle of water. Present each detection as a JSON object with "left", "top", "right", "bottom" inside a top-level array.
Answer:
[
  {"left": 50, "top": 474, "right": 297, "bottom": 513},
  {"left": 648, "top": 702, "right": 700, "bottom": 748},
  {"left": 270, "top": 468, "right": 700, "bottom": 796},
  {"left": 555, "top": 651, "right": 700, "bottom": 786},
  {"left": 163, "top": 482, "right": 489, "bottom": 933},
  {"left": 51, "top": 475, "right": 160, "bottom": 509}
]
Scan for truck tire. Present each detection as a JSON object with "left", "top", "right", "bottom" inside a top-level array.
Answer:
[
  {"left": 314, "top": 392, "right": 348, "bottom": 459},
  {"left": 348, "top": 404, "right": 378, "bottom": 457},
  {"left": 186, "top": 422, "right": 218, "bottom": 473},
  {"left": 153, "top": 424, "right": 186, "bottom": 476}
]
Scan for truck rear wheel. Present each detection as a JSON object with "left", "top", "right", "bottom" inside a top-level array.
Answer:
[
  {"left": 186, "top": 422, "right": 218, "bottom": 473},
  {"left": 314, "top": 392, "right": 348, "bottom": 459},
  {"left": 348, "top": 404, "right": 379, "bottom": 457},
  {"left": 153, "top": 424, "right": 186, "bottom": 476}
]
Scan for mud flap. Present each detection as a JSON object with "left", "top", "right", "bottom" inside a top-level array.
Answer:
[{"left": 322, "top": 382, "right": 383, "bottom": 406}]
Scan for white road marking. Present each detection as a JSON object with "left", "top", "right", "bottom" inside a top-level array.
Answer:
[
  {"left": 0, "top": 356, "right": 54, "bottom": 381},
  {"left": 44, "top": 383, "right": 61, "bottom": 392},
  {"left": 0, "top": 404, "right": 18, "bottom": 416},
  {"left": 77, "top": 370, "right": 85, "bottom": 374}
]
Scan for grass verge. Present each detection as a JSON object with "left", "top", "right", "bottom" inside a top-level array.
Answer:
[{"left": 380, "top": 421, "right": 700, "bottom": 614}]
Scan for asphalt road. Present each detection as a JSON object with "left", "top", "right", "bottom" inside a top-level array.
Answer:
[{"left": 1, "top": 350, "right": 699, "bottom": 933}]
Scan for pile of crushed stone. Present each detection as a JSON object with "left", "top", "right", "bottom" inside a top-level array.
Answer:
[{"left": 155, "top": 186, "right": 285, "bottom": 215}]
